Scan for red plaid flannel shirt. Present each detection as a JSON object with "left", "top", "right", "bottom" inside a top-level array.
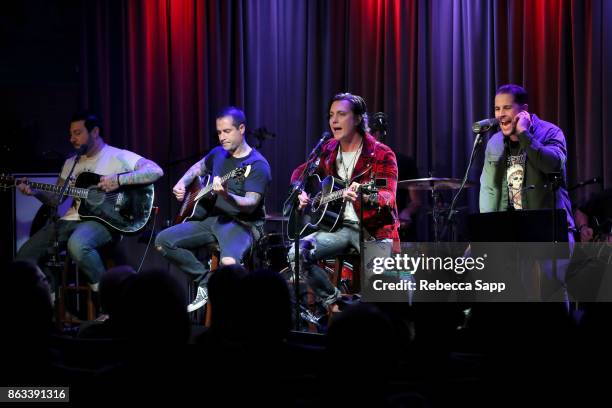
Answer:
[{"left": 291, "top": 133, "right": 400, "bottom": 249}]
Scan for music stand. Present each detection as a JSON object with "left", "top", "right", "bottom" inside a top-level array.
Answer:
[
  {"left": 468, "top": 209, "right": 569, "bottom": 244},
  {"left": 467, "top": 209, "right": 570, "bottom": 302}
]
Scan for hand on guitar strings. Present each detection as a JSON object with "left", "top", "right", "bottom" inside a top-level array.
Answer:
[
  {"left": 98, "top": 174, "right": 120, "bottom": 192},
  {"left": 173, "top": 180, "right": 187, "bottom": 201},
  {"left": 342, "top": 182, "right": 360, "bottom": 203},
  {"left": 297, "top": 191, "right": 311, "bottom": 210}
]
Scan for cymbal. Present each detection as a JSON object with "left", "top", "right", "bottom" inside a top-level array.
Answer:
[
  {"left": 265, "top": 213, "right": 289, "bottom": 222},
  {"left": 397, "top": 177, "right": 476, "bottom": 190},
  {"left": 425, "top": 205, "right": 468, "bottom": 215}
]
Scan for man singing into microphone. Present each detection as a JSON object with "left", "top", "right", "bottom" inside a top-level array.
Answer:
[
  {"left": 479, "top": 85, "right": 575, "bottom": 304},
  {"left": 288, "top": 93, "right": 400, "bottom": 311},
  {"left": 15, "top": 111, "right": 163, "bottom": 298},
  {"left": 479, "top": 84, "right": 574, "bottom": 237}
]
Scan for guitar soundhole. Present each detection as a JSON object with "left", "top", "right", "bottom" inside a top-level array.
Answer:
[{"left": 87, "top": 188, "right": 106, "bottom": 206}]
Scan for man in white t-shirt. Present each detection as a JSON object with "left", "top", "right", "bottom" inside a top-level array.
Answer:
[{"left": 16, "top": 111, "right": 163, "bottom": 294}]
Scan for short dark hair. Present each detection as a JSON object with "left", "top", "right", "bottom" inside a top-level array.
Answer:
[
  {"left": 495, "top": 84, "right": 529, "bottom": 106},
  {"left": 329, "top": 92, "right": 368, "bottom": 135},
  {"left": 216, "top": 106, "right": 247, "bottom": 129},
  {"left": 70, "top": 110, "right": 103, "bottom": 137}
]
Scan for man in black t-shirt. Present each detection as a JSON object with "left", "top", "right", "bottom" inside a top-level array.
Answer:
[{"left": 155, "top": 107, "right": 271, "bottom": 312}]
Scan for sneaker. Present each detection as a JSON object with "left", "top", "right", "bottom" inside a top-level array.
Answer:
[
  {"left": 187, "top": 286, "right": 208, "bottom": 313},
  {"left": 321, "top": 287, "right": 342, "bottom": 306},
  {"left": 299, "top": 305, "right": 322, "bottom": 327}
]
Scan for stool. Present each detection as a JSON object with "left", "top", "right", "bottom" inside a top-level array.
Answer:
[
  {"left": 203, "top": 242, "right": 220, "bottom": 327},
  {"left": 330, "top": 248, "right": 361, "bottom": 294},
  {"left": 193, "top": 241, "right": 258, "bottom": 327},
  {"left": 56, "top": 245, "right": 116, "bottom": 328}
]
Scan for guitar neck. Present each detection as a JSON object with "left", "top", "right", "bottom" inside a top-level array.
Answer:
[
  {"left": 23, "top": 180, "right": 88, "bottom": 199},
  {"left": 320, "top": 183, "right": 372, "bottom": 205},
  {"left": 320, "top": 187, "right": 350, "bottom": 205},
  {"left": 200, "top": 170, "right": 237, "bottom": 196}
]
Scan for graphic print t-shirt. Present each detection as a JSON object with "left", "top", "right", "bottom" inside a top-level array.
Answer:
[
  {"left": 203, "top": 146, "right": 271, "bottom": 222},
  {"left": 506, "top": 141, "right": 526, "bottom": 210}
]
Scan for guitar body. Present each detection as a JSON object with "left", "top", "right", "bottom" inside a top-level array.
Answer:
[
  {"left": 74, "top": 172, "right": 154, "bottom": 234},
  {"left": 309, "top": 175, "right": 346, "bottom": 232},
  {"left": 173, "top": 165, "right": 251, "bottom": 225},
  {"left": 287, "top": 175, "right": 346, "bottom": 240},
  {"left": 174, "top": 175, "right": 212, "bottom": 224}
]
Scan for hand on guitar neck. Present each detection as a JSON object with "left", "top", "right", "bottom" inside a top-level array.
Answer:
[
  {"left": 212, "top": 176, "right": 229, "bottom": 199},
  {"left": 342, "top": 182, "right": 360, "bottom": 203},
  {"left": 2, "top": 172, "right": 154, "bottom": 233},
  {"left": 297, "top": 181, "right": 368, "bottom": 210},
  {"left": 15, "top": 177, "right": 61, "bottom": 207},
  {"left": 16, "top": 177, "right": 36, "bottom": 196}
]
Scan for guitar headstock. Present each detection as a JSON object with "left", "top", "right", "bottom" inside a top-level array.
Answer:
[
  {"left": 234, "top": 165, "right": 252, "bottom": 181},
  {"left": 359, "top": 180, "right": 377, "bottom": 194},
  {"left": 0, "top": 174, "right": 15, "bottom": 191}
]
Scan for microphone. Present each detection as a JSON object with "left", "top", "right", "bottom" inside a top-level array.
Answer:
[
  {"left": 75, "top": 144, "right": 88, "bottom": 156},
  {"left": 472, "top": 118, "right": 499, "bottom": 134},
  {"left": 370, "top": 112, "right": 388, "bottom": 131},
  {"left": 308, "top": 131, "right": 332, "bottom": 157},
  {"left": 568, "top": 176, "right": 602, "bottom": 191},
  {"left": 509, "top": 184, "right": 535, "bottom": 210},
  {"left": 577, "top": 176, "right": 602, "bottom": 187}
]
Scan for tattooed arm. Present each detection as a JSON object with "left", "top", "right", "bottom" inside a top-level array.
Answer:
[
  {"left": 212, "top": 180, "right": 263, "bottom": 214},
  {"left": 119, "top": 158, "right": 164, "bottom": 185},
  {"left": 97, "top": 158, "right": 164, "bottom": 192},
  {"left": 168, "top": 158, "right": 206, "bottom": 201},
  {"left": 178, "top": 158, "right": 206, "bottom": 187}
]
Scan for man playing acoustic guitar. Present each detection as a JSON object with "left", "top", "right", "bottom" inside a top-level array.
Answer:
[
  {"left": 15, "top": 111, "right": 163, "bottom": 296},
  {"left": 288, "top": 93, "right": 400, "bottom": 310},
  {"left": 155, "top": 106, "right": 271, "bottom": 312}
]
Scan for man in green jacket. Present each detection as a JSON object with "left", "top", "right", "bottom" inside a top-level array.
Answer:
[
  {"left": 479, "top": 84, "right": 574, "bottom": 303},
  {"left": 479, "top": 84, "right": 574, "bottom": 239}
]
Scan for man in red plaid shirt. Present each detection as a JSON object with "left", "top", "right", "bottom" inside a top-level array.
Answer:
[{"left": 288, "top": 93, "right": 400, "bottom": 309}]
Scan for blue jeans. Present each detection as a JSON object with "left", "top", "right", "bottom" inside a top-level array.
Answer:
[
  {"left": 288, "top": 225, "right": 363, "bottom": 305},
  {"left": 16, "top": 220, "right": 114, "bottom": 286},
  {"left": 155, "top": 216, "right": 253, "bottom": 285}
]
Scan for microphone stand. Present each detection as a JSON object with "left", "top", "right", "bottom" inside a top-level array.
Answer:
[
  {"left": 47, "top": 153, "right": 83, "bottom": 283},
  {"left": 447, "top": 133, "right": 485, "bottom": 241},
  {"left": 284, "top": 139, "right": 326, "bottom": 331},
  {"left": 548, "top": 172, "right": 565, "bottom": 303},
  {"left": 548, "top": 173, "right": 562, "bottom": 243}
]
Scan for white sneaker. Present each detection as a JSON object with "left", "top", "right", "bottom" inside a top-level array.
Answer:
[{"left": 187, "top": 286, "right": 208, "bottom": 313}]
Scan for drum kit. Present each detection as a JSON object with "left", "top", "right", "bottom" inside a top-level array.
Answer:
[{"left": 397, "top": 177, "right": 476, "bottom": 241}]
